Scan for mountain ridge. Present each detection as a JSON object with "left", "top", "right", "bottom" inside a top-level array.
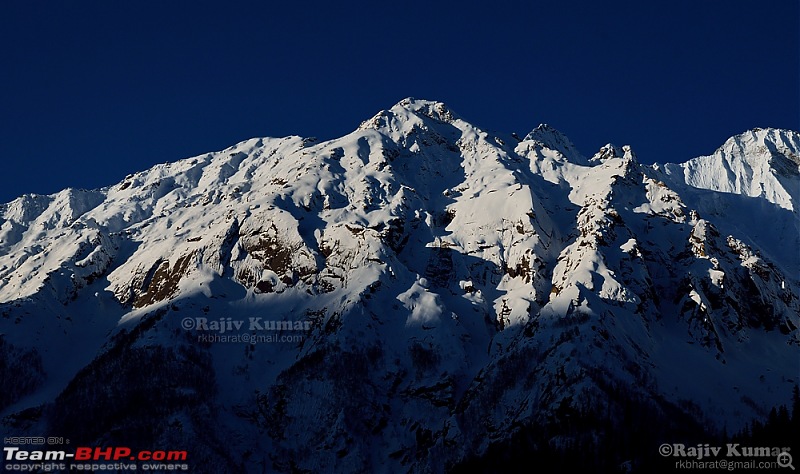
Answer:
[{"left": 1, "top": 98, "right": 797, "bottom": 473}]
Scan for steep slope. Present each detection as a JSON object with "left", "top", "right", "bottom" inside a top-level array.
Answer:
[
  {"left": 0, "top": 100, "right": 797, "bottom": 473},
  {"left": 660, "top": 128, "right": 800, "bottom": 211},
  {"left": 655, "top": 128, "right": 800, "bottom": 273}
]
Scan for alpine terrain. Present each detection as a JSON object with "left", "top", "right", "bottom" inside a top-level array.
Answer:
[{"left": 1, "top": 99, "right": 798, "bottom": 472}]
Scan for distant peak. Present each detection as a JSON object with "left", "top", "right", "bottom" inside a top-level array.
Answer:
[
  {"left": 697, "top": 128, "right": 800, "bottom": 171},
  {"left": 590, "top": 144, "right": 637, "bottom": 163},
  {"left": 392, "top": 98, "right": 458, "bottom": 123},
  {"left": 358, "top": 98, "right": 459, "bottom": 132},
  {"left": 530, "top": 123, "right": 558, "bottom": 133},
  {"left": 523, "top": 123, "right": 586, "bottom": 163},
  {"left": 591, "top": 144, "right": 622, "bottom": 162},
  {"left": 395, "top": 97, "right": 442, "bottom": 109},
  {"left": 622, "top": 145, "right": 637, "bottom": 161},
  {"left": 524, "top": 123, "right": 565, "bottom": 140},
  {"left": 716, "top": 128, "right": 800, "bottom": 177},
  {"left": 722, "top": 128, "right": 799, "bottom": 153},
  {"left": 743, "top": 126, "right": 796, "bottom": 136}
]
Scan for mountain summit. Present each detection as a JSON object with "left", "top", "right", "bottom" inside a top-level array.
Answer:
[
  {"left": 660, "top": 127, "right": 800, "bottom": 211},
  {"left": 1, "top": 99, "right": 798, "bottom": 472}
]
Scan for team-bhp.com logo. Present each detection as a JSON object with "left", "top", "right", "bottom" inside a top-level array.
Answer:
[
  {"left": 659, "top": 443, "right": 795, "bottom": 470},
  {"left": 4, "top": 446, "right": 189, "bottom": 471}
]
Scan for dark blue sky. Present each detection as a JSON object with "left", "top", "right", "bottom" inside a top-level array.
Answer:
[{"left": 1, "top": 1, "right": 797, "bottom": 204}]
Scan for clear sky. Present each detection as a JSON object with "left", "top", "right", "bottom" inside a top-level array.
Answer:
[{"left": 1, "top": 0, "right": 797, "bottom": 204}]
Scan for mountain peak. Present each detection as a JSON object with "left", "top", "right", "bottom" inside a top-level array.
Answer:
[
  {"left": 589, "top": 143, "right": 637, "bottom": 163},
  {"left": 391, "top": 97, "right": 458, "bottom": 123},
  {"left": 357, "top": 98, "right": 459, "bottom": 132},
  {"left": 720, "top": 127, "right": 800, "bottom": 169},
  {"left": 523, "top": 123, "right": 586, "bottom": 163},
  {"left": 658, "top": 127, "right": 800, "bottom": 211}
]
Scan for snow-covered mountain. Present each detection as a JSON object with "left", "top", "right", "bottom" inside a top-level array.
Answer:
[
  {"left": 655, "top": 128, "right": 800, "bottom": 274},
  {"left": 1, "top": 98, "right": 798, "bottom": 472}
]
